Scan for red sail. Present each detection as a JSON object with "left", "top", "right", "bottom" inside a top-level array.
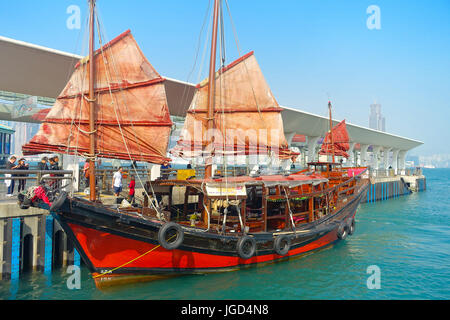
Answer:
[
  {"left": 22, "top": 30, "right": 172, "bottom": 164},
  {"left": 319, "top": 120, "right": 350, "bottom": 158},
  {"left": 171, "top": 51, "right": 298, "bottom": 160}
]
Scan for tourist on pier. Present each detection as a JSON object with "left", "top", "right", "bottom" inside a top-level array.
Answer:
[
  {"left": 48, "top": 157, "right": 56, "bottom": 189},
  {"left": 16, "top": 158, "right": 29, "bottom": 193},
  {"left": 112, "top": 167, "right": 123, "bottom": 196},
  {"left": 128, "top": 175, "right": 136, "bottom": 204},
  {"left": 48, "top": 157, "right": 62, "bottom": 190},
  {"left": 161, "top": 160, "right": 171, "bottom": 180},
  {"left": 52, "top": 156, "right": 61, "bottom": 171},
  {"left": 48, "top": 157, "right": 57, "bottom": 171},
  {"left": 5, "top": 156, "right": 18, "bottom": 197},
  {"left": 38, "top": 157, "right": 49, "bottom": 171},
  {"left": 83, "top": 159, "right": 91, "bottom": 187}
]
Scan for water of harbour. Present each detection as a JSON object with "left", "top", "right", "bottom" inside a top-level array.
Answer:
[{"left": 1, "top": 168, "right": 449, "bottom": 300}]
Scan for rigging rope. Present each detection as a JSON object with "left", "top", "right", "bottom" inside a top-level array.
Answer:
[
  {"left": 283, "top": 186, "right": 297, "bottom": 237},
  {"left": 223, "top": 0, "right": 271, "bottom": 163},
  {"left": 94, "top": 8, "right": 162, "bottom": 215},
  {"left": 93, "top": 234, "right": 176, "bottom": 279},
  {"left": 178, "top": 0, "right": 212, "bottom": 117}
]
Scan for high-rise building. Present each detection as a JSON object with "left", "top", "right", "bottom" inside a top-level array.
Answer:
[{"left": 369, "top": 103, "right": 386, "bottom": 132}]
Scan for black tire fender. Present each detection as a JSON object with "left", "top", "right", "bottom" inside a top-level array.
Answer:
[
  {"left": 19, "top": 202, "right": 30, "bottom": 210},
  {"left": 158, "top": 222, "right": 184, "bottom": 250},
  {"left": 50, "top": 191, "right": 67, "bottom": 212},
  {"left": 348, "top": 218, "right": 355, "bottom": 235},
  {"left": 237, "top": 235, "right": 256, "bottom": 259},
  {"left": 274, "top": 235, "right": 291, "bottom": 256},
  {"left": 18, "top": 193, "right": 30, "bottom": 210},
  {"left": 337, "top": 222, "right": 348, "bottom": 240}
]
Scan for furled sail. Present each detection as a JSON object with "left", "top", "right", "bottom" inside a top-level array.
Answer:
[
  {"left": 171, "top": 51, "right": 297, "bottom": 160},
  {"left": 22, "top": 30, "right": 172, "bottom": 164},
  {"left": 319, "top": 120, "right": 350, "bottom": 158}
]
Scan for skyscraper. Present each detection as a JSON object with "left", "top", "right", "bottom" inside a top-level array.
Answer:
[{"left": 369, "top": 103, "right": 386, "bottom": 132}]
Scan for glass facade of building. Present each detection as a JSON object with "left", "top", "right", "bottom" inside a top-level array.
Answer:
[{"left": 0, "top": 125, "right": 14, "bottom": 165}]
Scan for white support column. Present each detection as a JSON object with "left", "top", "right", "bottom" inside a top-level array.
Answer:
[
  {"left": 307, "top": 136, "right": 320, "bottom": 163},
  {"left": 372, "top": 145, "right": 382, "bottom": 170},
  {"left": 348, "top": 142, "right": 356, "bottom": 166},
  {"left": 383, "top": 147, "right": 392, "bottom": 170},
  {"left": 148, "top": 163, "right": 161, "bottom": 181},
  {"left": 285, "top": 132, "right": 296, "bottom": 147},
  {"left": 62, "top": 154, "right": 80, "bottom": 193},
  {"left": 398, "top": 150, "right": 407, "bottom": 175},
  {"left": 360, "top": 144, "right": 370, "bottom": 167},
  {"left": 392, "top": 149, "right": 400, "bottom": 174}
]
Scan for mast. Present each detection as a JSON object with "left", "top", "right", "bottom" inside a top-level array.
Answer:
[
  {"left": 88, "top": 0, "right": 97, "bottom": 201},
  {"left": 328, "top": 101, "right": 335, "bottom": 163},
  {"left": 204, "top": 0, "right": 220, "bottom": 179}
]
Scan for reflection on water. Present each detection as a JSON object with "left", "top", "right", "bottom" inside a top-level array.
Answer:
[{"left": 1, "top": 169, "right": 449, "bottom": 300}]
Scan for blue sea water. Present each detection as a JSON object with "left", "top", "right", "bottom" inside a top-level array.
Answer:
[{"left": 1, "top": 168, "right": 449, "bottom": 300}]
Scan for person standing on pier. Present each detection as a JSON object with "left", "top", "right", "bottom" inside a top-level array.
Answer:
[
  {"left": 5, "top": 155, "right": 18, "bottom": 197},
  {"left": 112, "top": 167, "right": 123, "bottom": 197},
  {"left": 53, "top": 155, "right": 63, "bottom": 189},
  {"left": 161, "top": 160, "right": 171, "bottom": 180},
  {"left": 128, "top": 175, "right": 136, "bottom": 204},
  {"left": 38, "top": 157, "right": 49, "bottom": 171},
  {"left": 48, "top": 157, "right": 56, "bottom": 188},
  {"left": 50, "top": 156, "right": 63, "bottom": 173},
  {"left": 16, "top": 158, "right": 29, "bottom": 193},
  {"left": 83, "top": 159, "right": 91, "bottom": 188}
]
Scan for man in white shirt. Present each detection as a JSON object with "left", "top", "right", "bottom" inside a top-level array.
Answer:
[{"left": 112, "top": 167, "right": 123, "bottom": 196}]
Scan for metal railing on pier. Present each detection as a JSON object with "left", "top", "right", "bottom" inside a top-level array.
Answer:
[
  {"left": 0, "top": 169, "right": 74, "bottom": 200},
  {"left": 0, "top": 169, "right": 74, "bottom": 184},
  {"left": 369, "top": 167, "right": 423, "bottom": 178},
  {"left": 91, "top": 168, "right": 149, "bottom": 193}
]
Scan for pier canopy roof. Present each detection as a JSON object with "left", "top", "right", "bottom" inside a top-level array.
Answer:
[
  {"left": 281, "top": 106, "right": 423, "bottom": 152},
  {"left": 0, "top": 35, "right": 422, "bottom": 152},
  {"left": 0, "top": 35, "right": 195, "bottom": 118}
]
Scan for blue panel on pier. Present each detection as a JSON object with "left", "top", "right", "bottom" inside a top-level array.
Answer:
[
  {"left": 74, "top": 249, "right": 80, "bottom": 267},
  {"left": 367, "top": 184, "right": 370, "bottom": 203},
  {"left": 44, "top": 215, "right": 53, "bottom": 274},
  {"left": 11, "top": 218, "right": 21, "bottom": 281},
  {"left": 395, "top": 182, "right": 398, "bottom": 198},
  {"left": 387, "top": 183, "right": 389, "bottom": 200},
  {"left": 372, "top": 184, "right": 375, "bottom": 203}
]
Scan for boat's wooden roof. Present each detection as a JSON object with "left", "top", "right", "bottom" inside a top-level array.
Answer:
[{"left": 153, "top": 172, "right": 328, "bottom": 187}]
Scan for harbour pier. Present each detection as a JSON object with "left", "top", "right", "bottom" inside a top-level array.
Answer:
[
  {"left": 0, "top": 204, "right": 80, "bottom": 280},
  {"left": 365, "top": 168, "right": 426, "bottom": 203}
]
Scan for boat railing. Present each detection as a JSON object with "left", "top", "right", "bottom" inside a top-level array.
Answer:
[{"left": 156, "top": 166, "right": 249, "bottom": 181}]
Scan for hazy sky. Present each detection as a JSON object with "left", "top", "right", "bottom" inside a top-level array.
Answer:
[{"left": 1, "top": 0, "right": 449, "bottom": 156}]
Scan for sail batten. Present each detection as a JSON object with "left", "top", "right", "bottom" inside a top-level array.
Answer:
[
  {"left": 171, "top": 52, "right": 298, "bottom": 160},
  {"left": 22, "top": 31, "right": 172, "bottom": 164}
]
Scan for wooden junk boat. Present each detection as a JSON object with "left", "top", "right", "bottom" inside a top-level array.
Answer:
[{"left": 18, "top": 0, "right": 369, "bottom": 287}]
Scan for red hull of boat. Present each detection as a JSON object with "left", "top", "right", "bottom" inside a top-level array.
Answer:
[{"left": 70, "top": 222, "right": 339, "bottom": 276}]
